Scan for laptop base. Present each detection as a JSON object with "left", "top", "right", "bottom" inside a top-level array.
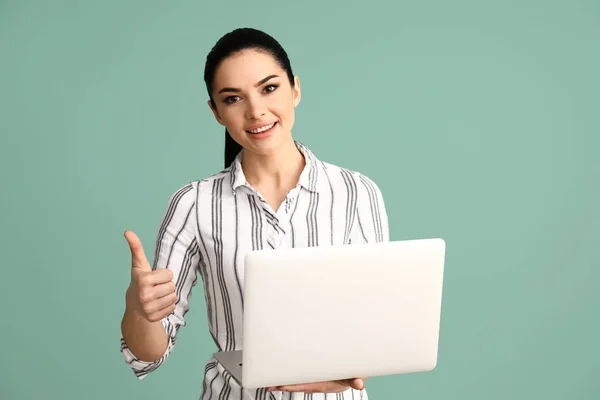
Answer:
[{"left": 213, "top": 350, "right": 243, "bottom": 386}]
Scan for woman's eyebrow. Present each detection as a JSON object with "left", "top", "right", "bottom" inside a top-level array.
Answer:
[{"left": 218, "top": 74, "right": 279, "bottom": 94}]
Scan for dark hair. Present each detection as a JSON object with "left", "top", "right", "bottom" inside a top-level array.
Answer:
[{"left": 203, "top": 28, "right": 296, "bottom": 168}]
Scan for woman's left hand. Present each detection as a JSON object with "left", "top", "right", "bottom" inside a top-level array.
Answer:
[{"left": 266, "top": 377, "right": 367, "bottom": 393}]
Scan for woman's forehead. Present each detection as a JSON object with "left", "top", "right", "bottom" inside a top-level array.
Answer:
[{"left": 214, "top": 50, "right": 283, "bottom": 87}]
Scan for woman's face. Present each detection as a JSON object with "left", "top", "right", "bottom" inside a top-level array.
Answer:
[{"left": 208, "top": 49, "right": 301, "bottom": 157}]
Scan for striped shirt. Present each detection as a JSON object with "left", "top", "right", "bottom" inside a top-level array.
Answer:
[{"left": 120, "top": 142, "right": 389, "bottom": 400}]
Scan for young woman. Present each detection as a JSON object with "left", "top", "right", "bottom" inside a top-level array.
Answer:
[{"left": 120, "top": 27, "right": 389, "bottom": 400}]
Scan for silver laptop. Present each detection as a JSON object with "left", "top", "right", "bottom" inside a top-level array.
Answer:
[{"left": 213, "top": 238, "right": 446, "bottom": 389}]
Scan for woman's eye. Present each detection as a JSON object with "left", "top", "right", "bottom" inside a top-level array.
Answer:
[
  {"left": 264, "top": 84, "right": 278, "bottom": 93},
  {"left": 224, "top": 96, "right": 240, "bottom": 104}
]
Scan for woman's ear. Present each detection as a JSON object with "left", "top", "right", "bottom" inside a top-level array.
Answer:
[
  {"left": 293, "top": 76, "right": 301, "bottom": 108},
  {"left": 208, "top": 99, "right": 226, "bottom": 126}
]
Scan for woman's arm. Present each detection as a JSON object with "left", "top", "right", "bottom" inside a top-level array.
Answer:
[
  {"left": 121, "top": 229, "right": 174, "bottom": 361},
  {"left": 351, "top": 172, "right": 390, "bottom": 244},
  {"left": 120, "top": 183, "right": 202, "bottom": 378}
]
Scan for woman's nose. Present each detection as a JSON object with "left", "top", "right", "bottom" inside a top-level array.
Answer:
[{"left": 245, "top": 97, "right": 267, "bottom": 119}]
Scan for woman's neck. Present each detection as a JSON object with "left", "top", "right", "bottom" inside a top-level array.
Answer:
[{"left": 241, "top": 139, "right": 305, "bottom": 192}]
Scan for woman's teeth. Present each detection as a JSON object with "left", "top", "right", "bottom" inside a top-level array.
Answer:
[{"left": 248, "top": 122, "right": 276, "bottom": 134}]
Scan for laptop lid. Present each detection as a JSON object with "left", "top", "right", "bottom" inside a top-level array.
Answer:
[{"left": 240, "top": 238, "right": 446, "bottom": 389}]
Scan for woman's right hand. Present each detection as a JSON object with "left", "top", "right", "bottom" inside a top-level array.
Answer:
[{"left": 124, "top": 230, "right": 177, "bottom": 322}]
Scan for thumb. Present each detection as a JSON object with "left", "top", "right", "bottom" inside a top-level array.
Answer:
[{"left": 124, "top": 230, "right": 151, "bottom": 270}]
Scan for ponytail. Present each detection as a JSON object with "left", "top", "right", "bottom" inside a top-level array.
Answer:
[{"left": 224, "top": 129, "right": 243, "bottom": 168}]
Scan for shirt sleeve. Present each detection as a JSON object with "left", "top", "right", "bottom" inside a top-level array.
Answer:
[
  {"left": 350, "top": 173, "right": 390, "bottom": 244},
  {"left": 120, "top": 182, "right": 202, "bottom": 379}
]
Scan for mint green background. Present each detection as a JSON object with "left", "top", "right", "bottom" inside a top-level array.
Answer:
[{"left": 1, "top": 1, "right": 599, "bottom": 399}]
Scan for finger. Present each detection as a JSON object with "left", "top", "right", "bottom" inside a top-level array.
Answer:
[
  {"left": 277, "top": 384, "right": 314, "bottom": 393},
  {"left": 142, "top": 268, "right": 174, "bottom": 286},
  {"left": 124, "top": 230, "right": 151, "bottom": 270},
  {"left": 146, "top": 303, "right": 177, "bottom": 322},
  {"left": 278, "top": 383, "right": 336, "bottom": 393},
  {"left": 153, "top": 280, "right": 176, "bottom": 298},
  {"left": 348, "top": 378, "right": 365, "bottom": 390},
  {"left": 138, "top": 280, "right": 176, "bottom": 304},
  {"left": 143, "top": 292, "right": 178, "bottom": 315}
]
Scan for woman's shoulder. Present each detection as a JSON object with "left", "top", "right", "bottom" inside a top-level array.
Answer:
[
  {"left": 165, "top": 167, "right": 234, "bottom": 201},
  {"left": 318, "top": 160, "right": 383, "bottom": 192},
  {"left": 194, "top": 167, "right": 233, "bottom": 188}
]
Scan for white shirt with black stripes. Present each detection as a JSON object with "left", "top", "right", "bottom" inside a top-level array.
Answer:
[{"left": 120, "top": 142, "right": 389, "bottom": 400}]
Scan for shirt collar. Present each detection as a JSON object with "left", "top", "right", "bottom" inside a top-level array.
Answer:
[{"left": 229, "top": 141, "right": 321, "bottom": 194}]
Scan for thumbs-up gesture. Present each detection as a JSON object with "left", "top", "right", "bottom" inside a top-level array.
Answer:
[{"left": 125, "top": 230, "right": 177, "bottom": 322}]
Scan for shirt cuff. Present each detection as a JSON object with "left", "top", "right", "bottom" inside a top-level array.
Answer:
[{"left": 120, "top": 318, "right": 172, "bottom": 379}]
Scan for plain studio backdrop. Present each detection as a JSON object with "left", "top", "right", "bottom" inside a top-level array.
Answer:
[{"left": 1, "top": 0, "right": 598, "bottom": 399}]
